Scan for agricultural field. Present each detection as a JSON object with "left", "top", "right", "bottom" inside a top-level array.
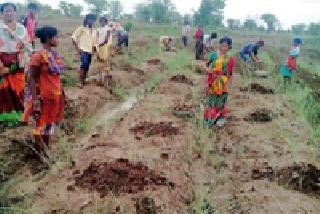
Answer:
[{"left": 0, "top": 16, "right": 320, "bottom": 214}]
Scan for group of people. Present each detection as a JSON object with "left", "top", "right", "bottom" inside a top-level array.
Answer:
[{"left": 0, "top": 1, "right": 303, "bottom": 157}]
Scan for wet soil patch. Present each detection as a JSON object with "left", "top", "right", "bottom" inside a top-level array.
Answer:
[
  {"left": 240, "top": 83, "right": 274, "bottom": 94},
  {"left": 130, "top": 122, "right": 179, "bottom": 138},
  {"left": 74, "top": 159, "right": 174, "bottom": 196},
  {"left": 147, "top": 58, "right": 161, "bottom": 65},
  {"left": 170, "top": 75, "right": 193, "bottom": 86},
  {"left": 276, "top": 163, "right": 320, "bottom": 196},
  {"left": 172, "top": 103, "right": 196, "bottom": 118},
  {"left": 244, "top": 108, "right": 273, "bottom": 123},
  {"left": 135, "top": 197, "right": 157, "bottom": 214}
]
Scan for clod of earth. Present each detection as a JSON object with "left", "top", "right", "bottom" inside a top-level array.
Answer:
[
  {"left": 147, "top": 58, "right": 161, "bottom": 65},
  {"left": 135, "top": 197, "right": 157, "bottom": 214},
  {"left": 74, "top": 159, "right": 174, "bottom": 196},
  {"left": 244, "top": 108, "right": 273, "bottom": 122},
  {"left": 170, "top": 75, "right": 193, "bottom": 85},
  {"left": 240, "top": 83, "right": 274, "bottom": 94},
  {"left": 251, "top": 161, "right": 274, "bottom": 180},
  {"left": 276, "top": 163, "right": 320, "bottom": 197},
  {"left": 129, "top": 121, "right": 179, "bottom": 138},
  {"left": 172, "top": 103, "right": 196, "bottom": 118}
]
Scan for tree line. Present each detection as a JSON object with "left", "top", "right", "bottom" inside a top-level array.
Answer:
[{"left": 16, "top": 0, "right": 320, "bottom": 36}]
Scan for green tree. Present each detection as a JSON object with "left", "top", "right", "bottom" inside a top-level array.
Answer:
[
  {"left": 135, "top": 3, "right": 151, "bottom": 22},
  {"left": 227, "top": 19, "right": 240, "bottom": 29},
  {"left": 194, "top": 0, "right": 225, "bottom": 27},
  {"left": 308, "top": 22, "right": 320, "bottom": 35},
  {"left": 243, "top": 19, "right": 257, "bottom": 31},
  {"left": 59, "top": 1, "right": 82, "bottom": 17},
  {"left": 59, "top": 1, "right": 69, "bottom": 16},
  {"left": 260, "top": 13, "right": 278, "bottom": 32},
  {"left": 109, "top": 0, "right": 123, "bottom": 21},
  {"left": 292, "top": 23, "right": 306, "bottom": 35},
  {"left": 84, "top": 0, "right": 108, "bottom": 15}
]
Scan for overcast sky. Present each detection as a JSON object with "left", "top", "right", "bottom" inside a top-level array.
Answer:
[{"left": 11, "top": 0, "right": 320, "bottom": 29}]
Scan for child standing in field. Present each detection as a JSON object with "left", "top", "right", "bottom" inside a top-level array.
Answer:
[
  {"left": 280, "top": 37, "right": 302, "bottom": 84},
  {"left": 23, "top": 26, "right": 65, "bottom": 156},
  {"left": 96, "top": 17, "right": 112, "bottom": 86},
  {"left": 72, "top": 14, "right": 97, "bottom": 89},
  {"left": 204, "top": 36, "right": 235, "bottom": 128}
]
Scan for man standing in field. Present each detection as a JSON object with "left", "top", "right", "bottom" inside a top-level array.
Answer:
[
  {"left": 195, "top": 25, "right": 204, "bottom": 60},
  {"left": 182, "top": 21, "right": 190, "bottom": 47}
]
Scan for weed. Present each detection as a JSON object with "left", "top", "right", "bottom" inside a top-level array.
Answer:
[{"left": 114, "top": 85, "right": 128, "bottom": 101}]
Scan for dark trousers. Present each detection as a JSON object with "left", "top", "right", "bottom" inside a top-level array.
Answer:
[{"left": 182, "top": 36, "right": 188, "bottom": 47}]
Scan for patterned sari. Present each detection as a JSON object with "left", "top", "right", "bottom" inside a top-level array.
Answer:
[
  {"left": 0, "top": 22, "right": 31, "bottom": 127},
  {"left": 204, "top": 52, "right": 235, "bottom": 126}
]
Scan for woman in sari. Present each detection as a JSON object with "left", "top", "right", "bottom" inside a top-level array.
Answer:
[
  {"left": 280, "top": 37, "right": 302, "bottom": 84},
  {"left": 23, "top": 26, "right": 65, "bottom": 154},
  {"left": 0, "top": 3, "right": 31, "bottom": 127},
  {"left": 204, "top": 36, "right": 235, "bottom": 127}
]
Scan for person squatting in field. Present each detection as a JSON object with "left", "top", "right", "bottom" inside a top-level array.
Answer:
[
  {"left": 23, "top": 26, "right": 65, "bottom": 155},
  {"left": 96, "top": 16, "right": 112, "bottom": 86},
  {"left": 72, "top": 14, "right": 97, "bottom": 89},
  {"left": 240, "top": 39, "right": 265, "bottom": 63},
  {"left": 160, "top": 36, "right": 173, "bottom": 51},
  {"left": 204, "top": 36, "right": 235, "bottom": 128},
  {"left": 0, "top": 2, "right": 32, "bottom": 127},
  {"left": 280, "top": 37, "right": 302, "bottom": 84}
]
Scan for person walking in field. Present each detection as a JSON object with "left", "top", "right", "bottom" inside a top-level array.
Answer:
[
  {"left": 240, "top": 39, "right": 265, "bottom": 63},
  {"left": 195, "top": 25, "right": 204, "bottom": 60},
  {"left": 0, "top": 3, "right": 31, "bottom": 127},
  {"left": 23, "top": 26, "right": 65, "bottom": 156},
  {"left": 96, "top": 17, "right": 112, "bottom": 86},
  {"left": 20, "top": 3, "right": 38, "bottom": 49},
  {"left": 72, "top": 14, "right": 97, "bottom": 89},
  {"left": 280, "top": 37, "right": 302, "bottom": 84},
  {"left": 204, "top": 36, "right": 235, "bottom": 128},
  {"left": 182, "top": 21, "right": 190, "bottom": 47}
]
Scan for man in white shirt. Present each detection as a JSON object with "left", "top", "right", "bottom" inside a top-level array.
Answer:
[{"left": 182, "top": 22, "right": 190, "bottom": 47}]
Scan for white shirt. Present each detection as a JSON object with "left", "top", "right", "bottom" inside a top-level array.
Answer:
[{"left": 97, "top": 26, "right": 112, "bottom": 46}]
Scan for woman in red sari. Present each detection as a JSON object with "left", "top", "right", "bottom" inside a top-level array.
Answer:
[{"left": 23, "top": 26, "right": 65, "bottom": 154}]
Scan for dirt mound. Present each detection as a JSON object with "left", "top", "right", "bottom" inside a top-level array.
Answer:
[
  {"left": 172, "top": 103, "right": 196, "bottom": 118},
  {"left": 130, "top": 122, "right": 179, "bottom": 138},
  {"left": 240, "top": 83, "right": 274, "bottom": 94},
  {"left": 135, "top": 197, "right": 157, "bottom": 214},
  {"left": 74, "top": 159, "right": 174, "bottom": 196},
  {"left": 170, "top": 75, "right": 193, "bottom": 85},
  {"left": 276, "top": 163, "right": 320, "bottom": 196},
  {"left": 147, "top": 58, "right": 161, "bottom": 65},
  {"left": 244, "top": 108, "right": 273, "bottom": 122},
  {"left": 251, "top": 161, "right": 274, "bottom": 180}
]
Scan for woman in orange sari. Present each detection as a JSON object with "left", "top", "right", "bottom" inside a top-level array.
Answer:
[
  {"left": 0, "top": 3, "right": 31, "bottom": 127},
  {"left": 23, "top": 26, "right": 65, "bottom": 154},
  {"left": 204, "top": 36, "right": 235, "bottom": 127}
]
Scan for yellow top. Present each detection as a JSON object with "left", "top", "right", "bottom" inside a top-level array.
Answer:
[{"left": 72, "top": 26, "right": 97, "bottom": 53}]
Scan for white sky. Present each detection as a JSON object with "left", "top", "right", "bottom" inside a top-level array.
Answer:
[{"left": 10, "top": 0, "right": 320, "bottom": 29}]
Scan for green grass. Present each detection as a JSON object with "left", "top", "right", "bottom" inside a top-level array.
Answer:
[
  {"left": 144, "top": 73, "right": 163, "bottom": 93},
  {"left": 75, "top": 117, "right": 91, "bottom": 134},
  {"left": 61, "top": 72, "right": 78, "bottom": 87},
  {"left": 114, "top": 84, "right": 128, "bottom": 101},
  {"left": 163, "top": 49, "right": 193, "bottom": 75}
]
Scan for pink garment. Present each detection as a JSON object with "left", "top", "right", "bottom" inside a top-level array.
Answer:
[{"left": 27, "top": 13, "right": 37, "bottom": 43}]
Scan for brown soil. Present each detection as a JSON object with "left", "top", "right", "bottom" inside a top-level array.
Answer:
[
  {"left": 244, "top": 108, "right": 273, "bottom": 122},
  {"left": 240, "top": 83, "right": 274, "bottom": 94},
  {"left": 172, "top": 103, "right": 196, "bottom": 118},
  {"left": 170, "top": 74, "right": 193, "bottom": 85},
  {"left": 147, "top": 58, "right": 161, "bottom": 65},
  {"left": 135, "top": 197, "right": 157, "bottom": 214},
  {"left": 276, "top": 163, "right": 320, "bottom": 197},
  {"left": 74, "top": 159, "right": 174, "bottom": 196},
  {"left": 129, "top": 121, "right": 179, "bottom": 138}
]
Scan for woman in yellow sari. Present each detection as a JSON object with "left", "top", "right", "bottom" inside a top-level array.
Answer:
[{"left": 204, "top": 36, "right": 235, "bottom": 127}]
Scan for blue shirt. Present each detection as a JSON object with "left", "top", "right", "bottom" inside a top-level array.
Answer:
[{"left": 242, "top": 44, "right": 258, "bottom": 56}]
